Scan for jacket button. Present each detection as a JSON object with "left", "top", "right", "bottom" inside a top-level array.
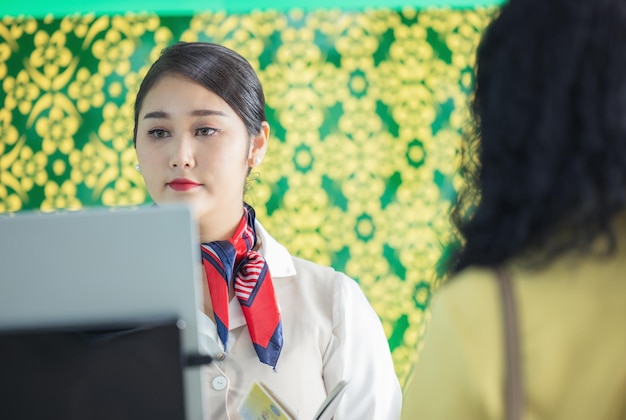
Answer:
[{"left": 212, "top": 376, "right": 228, "bottom": 391}]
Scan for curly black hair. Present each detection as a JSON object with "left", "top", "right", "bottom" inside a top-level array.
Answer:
[{"left": 449, "top": 0, "right": 626, "bottom": 273}]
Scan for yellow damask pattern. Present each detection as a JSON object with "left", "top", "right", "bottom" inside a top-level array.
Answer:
[{"left": 0, "top": 8, "right": 494, "bottom": 385}]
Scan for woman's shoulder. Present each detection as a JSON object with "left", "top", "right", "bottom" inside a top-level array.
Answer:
[
  {"left": 291, "top": 256, "right": 339, "bottom": 279},
  {"left": 438, "top": 266, "right": 500, "bottom": 301},
  {"left": 291, "top": 256, "right": 363, "bottom": 291},
  {"left": 289, "top": 256, "right": 344, "bottom": 296},
  {"left": 287, "top": 256, "right": 372, "bottom": 309},
  {"left": 429, "top": 267, "right": 503, "bottom": 333}
]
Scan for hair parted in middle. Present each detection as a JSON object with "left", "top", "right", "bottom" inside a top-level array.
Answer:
[{"left": 133, "top": 42, "right": 267, "bottom": 144}]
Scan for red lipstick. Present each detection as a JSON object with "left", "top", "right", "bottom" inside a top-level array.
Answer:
[{"left": 168, "top": 178, "right": 201, "bottom": 192}]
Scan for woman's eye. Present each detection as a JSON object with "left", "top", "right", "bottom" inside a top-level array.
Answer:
[
  {"left": 147, "top": 129, "right": 169, "bottom": 139},
  {"left": 197, "top": 127, "right": 217, "bottom": 136}
]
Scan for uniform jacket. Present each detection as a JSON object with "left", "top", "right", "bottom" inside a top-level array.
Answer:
[{"left": 199, "top": 222, "right": 402, "bottom": 419}]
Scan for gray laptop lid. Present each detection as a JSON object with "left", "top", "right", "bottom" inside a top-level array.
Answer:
[{"left": 0, "top": 204, "right": 206, "bottom": 419}]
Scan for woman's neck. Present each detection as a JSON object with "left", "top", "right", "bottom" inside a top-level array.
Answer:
[{"left": 196, "top": 205, "right": 245, "bottom": 243}]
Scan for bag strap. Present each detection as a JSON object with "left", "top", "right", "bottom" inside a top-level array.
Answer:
[{"left": 496, "top": 267, "right": 524, "bottom": 420}]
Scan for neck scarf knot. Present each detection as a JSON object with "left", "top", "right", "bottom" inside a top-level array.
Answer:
[{"left": 200, "top": 204, "right": 283, "bottom": 368}]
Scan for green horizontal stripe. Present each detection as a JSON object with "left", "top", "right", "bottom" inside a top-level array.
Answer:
[{"left": 2, "top": 0, "right": 503, "bottom": 18}]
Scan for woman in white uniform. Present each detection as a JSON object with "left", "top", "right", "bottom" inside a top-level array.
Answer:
[{"left": 133, "top": 41, "right": 401, "bottom": 419}]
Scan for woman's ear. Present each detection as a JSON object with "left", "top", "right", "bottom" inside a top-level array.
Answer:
[{"left": 248, "top": 121, "right": 270, "bottom": 167}]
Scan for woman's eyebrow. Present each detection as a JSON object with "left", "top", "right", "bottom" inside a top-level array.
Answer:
[
  {"left": 190, "top": 109, "right": 228, "bottom": 117},
  {"left": 142, "top": 109, "right": 228, "bottom": 119},
  {"left": 143, "top": 111, "right": 168, "bottom": 119}
]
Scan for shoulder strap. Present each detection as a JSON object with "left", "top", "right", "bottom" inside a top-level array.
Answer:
[{"left": 496, "top": 267, "right": 524, "bottom": 420}]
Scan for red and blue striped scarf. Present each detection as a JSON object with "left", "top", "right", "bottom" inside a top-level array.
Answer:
[{"left": 200, "top": 204, "right": 283, "bottom": 369}]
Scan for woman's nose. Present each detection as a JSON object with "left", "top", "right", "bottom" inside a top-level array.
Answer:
[{"left": 169, "top": 135, "right": 195, "bottom": 169}]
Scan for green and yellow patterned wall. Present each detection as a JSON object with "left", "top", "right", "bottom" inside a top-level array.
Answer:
[{"left": 0, "top": 1, "right": 499, "bottom": 385}]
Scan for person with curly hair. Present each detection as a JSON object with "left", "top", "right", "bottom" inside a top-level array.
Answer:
[{"left": 402, "top": 0, "right": 626, "bottom": 418}]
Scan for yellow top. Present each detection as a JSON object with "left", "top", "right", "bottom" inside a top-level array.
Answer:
[{"left": 402, "top": 237, "right": 626, "bottom": 419}]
